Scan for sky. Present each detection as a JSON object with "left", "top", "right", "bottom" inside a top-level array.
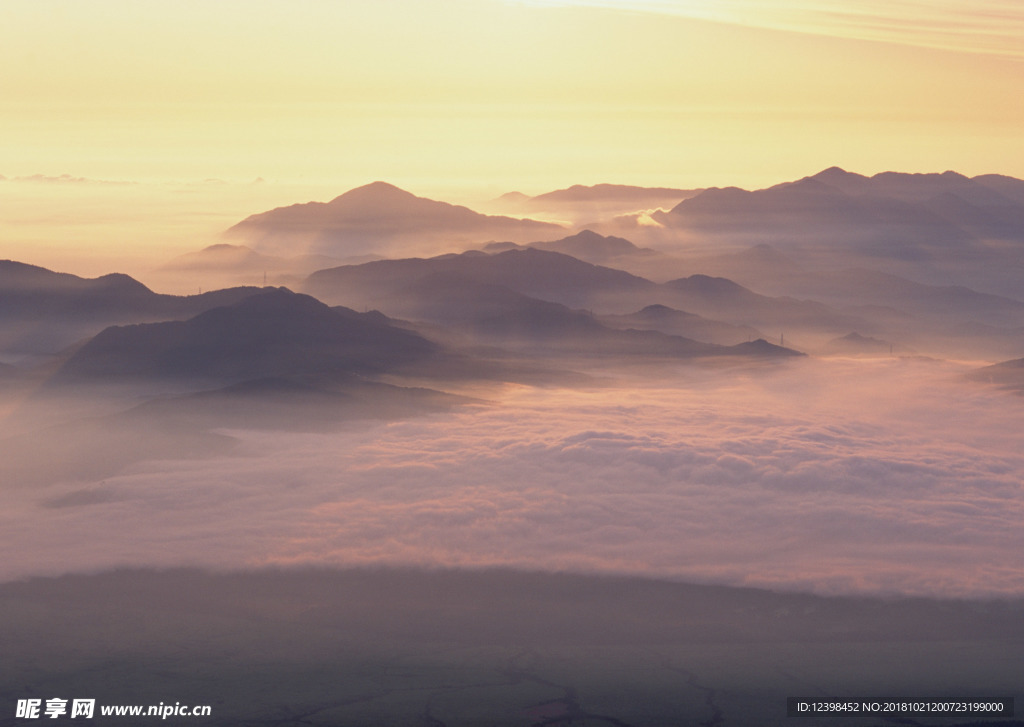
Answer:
[
  {"left": 1, "top": 0, "right": 1022, "bottom": 272},
  {"left": 524, "top": 0, "right": 1024, "bottom": 60},
  {"left": 2, "top": 0, "right": 1022, "bottom": 193}
]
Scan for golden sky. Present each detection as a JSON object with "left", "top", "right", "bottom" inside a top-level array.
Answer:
[
  {"left": 1, "top": 0, "right": 1023, "bottom": 278},
  {"left": 2, "top": 0, "right": 1021, "bottom": 194}
]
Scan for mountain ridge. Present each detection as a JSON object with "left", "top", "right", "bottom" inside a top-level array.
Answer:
[
  {"left": 227, "top": 181, "right": 564, "bottom": 257},
  {"left": 52, "top": 288, "right": 440, "bottom": 384}
]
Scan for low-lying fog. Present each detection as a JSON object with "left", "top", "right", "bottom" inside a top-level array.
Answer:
[{"left": 4, "top": 355, "right": 1022, "bottom": 600}]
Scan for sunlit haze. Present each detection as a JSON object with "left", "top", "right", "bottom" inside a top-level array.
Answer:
[{"left": 3, "top": 0, "right": 1021, "bottom": 190}]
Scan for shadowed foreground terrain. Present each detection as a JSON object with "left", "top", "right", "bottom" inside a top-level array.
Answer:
[{"left": 0, "top": 568, "right": 1021, "bottom": 727}]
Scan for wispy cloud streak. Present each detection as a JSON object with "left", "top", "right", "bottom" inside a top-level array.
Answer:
[{"left": 517, "top": 0, "right": 1024, "bottom": 59}]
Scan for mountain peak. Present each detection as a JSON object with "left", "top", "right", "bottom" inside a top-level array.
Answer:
[
  {"left": 730, "top": 338, "right": 804, "bottom": 357},
  {"left": 93, "top": 272, "right": 154, "bottom": 294},
  {"left": 523, "top": 229, "right": 645, "bottom": 263},
  {"left": 567, "top": 229, "right": 605, "bottom": 242},
  {"left": 554, "top": 229, "right": 638, "bottom": 249},
  {"left": 0, "top": 259, "right": 64, "bottom": 284},
  {"left": 871, "top": 170, "right": 970, "bottom": 184},
  {"left": 328, "top": 181, "right": 419, "bottom": 206},
  {"left": 809, "top": 166, "right": 870, "bottom": 185},
  {"left": 200, "top": 243, "right": 254, "bottom": 253},
  {"left": 668, "top": 186, "right": 749, "bottom": 214},
  {"left": 58, "top": 287, "right": 438, "bottom": 383}
]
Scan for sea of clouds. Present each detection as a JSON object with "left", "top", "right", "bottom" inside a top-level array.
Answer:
[{"left": 4, "top": 356, "right": 1023, "bottom": 598}]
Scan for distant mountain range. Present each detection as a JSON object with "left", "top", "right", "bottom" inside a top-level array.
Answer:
[
  {"left": 600, "top": 304, "right": 762, "bottom": 347},
  {"left": 492, "top": 184, "right": 702, "bottom": 220},
  {"left": 968, "top": 356, "right": 1024, "bottom": 392},
  {"left": 679, "top": 246, "right": 1024, "bottom": 327},
  {"left": 228, "top": 181, "right": 564, "bottom": 258},
  {"left": 14, "top": 166, "right": 1024, "bottom": 489},
  {"left": 0, "top": 256, "right": 810, "bottom": 493},
  {"left": 0, "top": 260, "right": 266, "bottom": 357},
  {"left": 8, "top": 165, "right": 1024, "bottom": 377},
  {"left": 657, "top": 176, "right": 966, "bottom": 255},
  {"left": 327, "top": 271, "right": 796, "bottom": 359},
  {"left": 821, "top": 331, "right": 894, "bottom": 356},
  {"left": 303, "top": 247, "right": 863, "bottom": 345},
  {"left": 654, "top": 167, "right": 1024, "bottom": 264},
  {"left": 304, "top": 247, "right": 655, "bottom": 313},
  {"left": 484, "top": 230, "right": 660, "bottom": 266},
  {"left": 2, "top": 290, "right": 469, "bottom": 487},
  {"left": 798, "top": 167, "right": 1024, "bottom": 206}
]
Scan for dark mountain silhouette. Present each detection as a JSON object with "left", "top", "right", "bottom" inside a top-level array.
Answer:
[
  {"left": 0, "top": 260, "right": 267, "bottom": 356},
  {"left": 655, "top": 168, "right": 1024, "bottom": 265},
  {"left": 922, "top": 190, "right": 1024, "bottom": 241},
  {"left": 52, "top": 288, "right": 440, "bottom": 384},
  {"left": 802, "top": 168, "right": 1014, "bottom": 206},
  {"left": 483, "top": 230, "right": 658, "bottom": 266},
  {"left": 727, "top": 339, "right": 804, "bottom": 357},
  {"left": 0, "top": 260, "right": 157, "bottom": 311},
  {"left": 532, "top": 229, "right": 655, "bottom": 262},
  {"left": 973, "top": 174, "right": 1024, "bottom": 205},
  {"left": 656, "top": 239, "right": 1024, "bottom": 358},
  {"left": 305, "top": 248, "right": 861, "bottom": 338},
  {"left": 495, "top": 191, "right": 531, "bottom": 204},
  {"left": 228, "top": 182, "right": 563, "bottom": 257},
  {"left": 304, "top": 247, "right": 657, "bottom": 313},
  {"left": 761, "top": 268, "right": 1024, "bottom": 328},
  {"left": 600, "top": 304, "right": 763, "bottom": 346},
  {"left": 801, "top": 166, "right": 873, "bottom": 195},
  {"left": 309, "top": 268, "right": 697, "bottom": 358},
  {"left": 690, "top": 258, "right": 1024, "bottom": 340},
  {"left": 677, "top": 243, "right": 802, "bottom": 285},
  {"left": 661, "top": 274, "right": 863, "bottom": 333},
  {"left": 968, "top": 356, "right": 1024, "bottom": 391},
  {"left": 460, "top": 296, "right": 804, "bottom": 360},
  {"left": 370, "top": 271, "right": 583, "bottom": 326},
  {"left": 470, "top": 306, "right": 732, "bottom": 358},
  {"left": 657, "top": 177, "right": 970, "bottom": 257},
  {"left": 351, "top": 272, "right": 752, "bottom": 359},
  {"left": 163, "top": 243, "right": 278, "bottom": 270},
  {"left": 821, "top": 331, "right": 893, "bottom": 356}
]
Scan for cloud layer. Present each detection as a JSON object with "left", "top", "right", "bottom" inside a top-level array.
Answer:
[{"left": 4, "top": 357, "right": 1023, "bottom": 598}]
